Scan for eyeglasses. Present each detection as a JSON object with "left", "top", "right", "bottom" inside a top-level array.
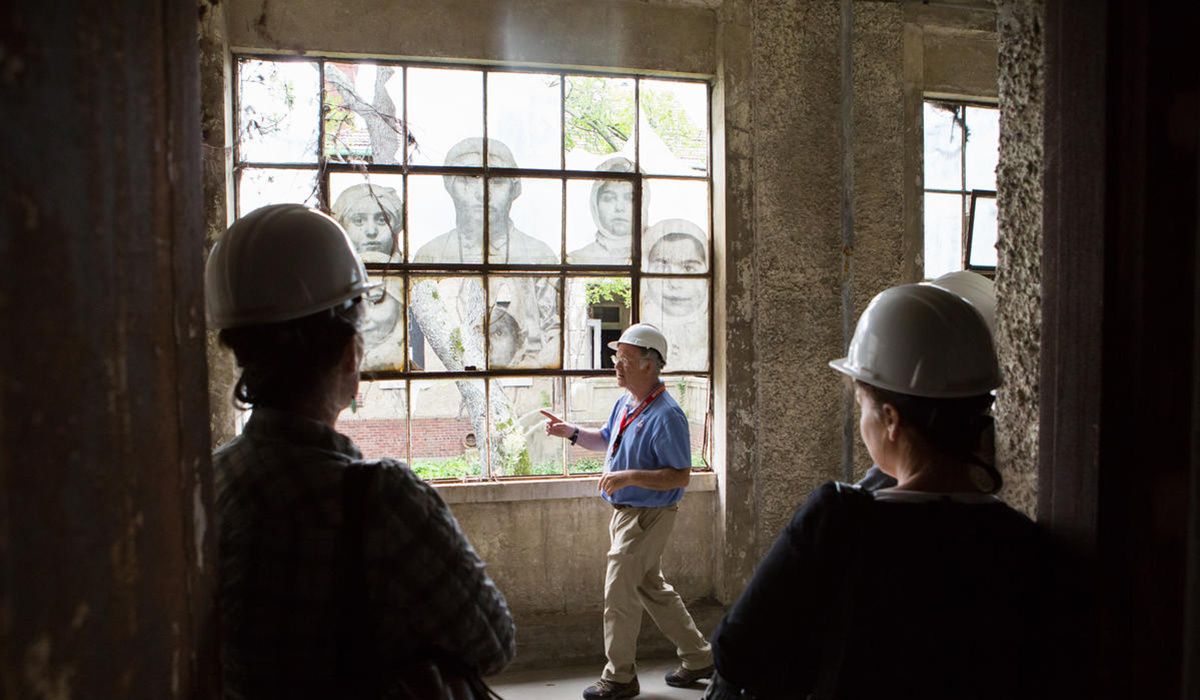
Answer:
[{"left": 611, "top": 354, "right": 644, "bottom": 367}]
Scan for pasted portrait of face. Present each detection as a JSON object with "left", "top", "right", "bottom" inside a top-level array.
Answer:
[
  {"left": 332, "top": 183, "right": 404, "bottom": 257},
  {"left": 360, "top": 285, "right": 403, "bottom": 351},
  {"left": 590, "top": 156, "right": 639, "bottom": 239},
  {"left": 442, "top": 137, "right": 521, "bottom": 233},
  {"left": 488, "top": 305, "right": 527, "bottom": 368},
  {"left": 644, "top": 218, "right": 708, "bottom": 318}
]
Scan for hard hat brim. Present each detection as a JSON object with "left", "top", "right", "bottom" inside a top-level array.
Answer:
[{"left": 829, "top": 357, "right": 1001, "bottom": 399}]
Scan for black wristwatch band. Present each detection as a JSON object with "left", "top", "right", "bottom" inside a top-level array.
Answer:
[{"left": 569, "top": 427, "right": 580, "bottom": 445}]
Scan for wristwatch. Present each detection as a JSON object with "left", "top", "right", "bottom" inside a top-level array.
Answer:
[{"left": 569, "top": 426, "right": 580, "bottom": 445}]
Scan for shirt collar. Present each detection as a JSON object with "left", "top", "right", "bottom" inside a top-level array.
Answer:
[{"left": 243, "top": 407, "right": 362, "bottom": 459}]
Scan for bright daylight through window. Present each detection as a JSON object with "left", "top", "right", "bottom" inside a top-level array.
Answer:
[
  {"left": 234, "top": 57, "right": 713, "bottom": 481},
  {"left": 923, "top": 100, "right": 999, "bottom": 278}
]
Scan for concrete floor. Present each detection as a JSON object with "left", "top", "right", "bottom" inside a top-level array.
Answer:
[{"left": 490, "top": 659, "right": 711, "bottom": 700}]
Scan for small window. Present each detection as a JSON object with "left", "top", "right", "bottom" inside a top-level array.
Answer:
[
  {"left": 922, "top": 100, "right": 999, "bottom": 278},
  {"left": 232, "top": 57, "right": 713, "bottom": 480}
]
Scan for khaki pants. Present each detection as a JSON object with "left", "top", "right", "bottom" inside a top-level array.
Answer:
[{"left": 602, "top": 504, "right": 713, "bottom": 683}]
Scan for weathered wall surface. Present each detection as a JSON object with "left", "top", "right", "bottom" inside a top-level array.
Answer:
[
  {"left": 0, "top": 2, "right": 215, "bottom": 697},
  {"left": 994, "top": 0, "right": 1043, "bottom": 516}
]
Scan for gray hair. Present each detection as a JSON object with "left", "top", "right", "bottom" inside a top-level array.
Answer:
[{"left": 638, "top": 346, "right": 666, "bottom": 373}]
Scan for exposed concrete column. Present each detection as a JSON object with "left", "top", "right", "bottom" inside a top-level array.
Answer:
[
  {"left": 994, "top": 0, "right": 1043, "bottom": 516},
  {"left": 200, "top": 0, "right": 239, "bottom": 447},
  {"left": 0, "top": 2, "right": 214, "bottom": 697}
]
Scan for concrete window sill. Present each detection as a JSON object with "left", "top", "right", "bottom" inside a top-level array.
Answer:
[{"left": 435, "top": 470, "right": 717, "bottom": 505}]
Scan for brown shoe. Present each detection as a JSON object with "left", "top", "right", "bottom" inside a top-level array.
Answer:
[
  {"left": 664, "top": 663, "right": 715, "bottom": 687},
  {"left": 582, "top": 676, "right": 640, "bottom": 699}
]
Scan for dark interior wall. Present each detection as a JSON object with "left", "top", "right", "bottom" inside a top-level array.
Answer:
[
  {"left": 0, "top": 3, "right": 214, "bottom": 698},
  {"left": 1040, "top": 1, "right": 1199, "bottom": 696}
]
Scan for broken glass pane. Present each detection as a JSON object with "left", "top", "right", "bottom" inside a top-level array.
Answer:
[
  {"left": 336, "top": 380, "right": 408, "bottom": 462},
  {"left": 360, "top": 276, "right": 406, "bottom": 373},
  {"left": 324, "top": 62, "right": 405, "bottom": 165},
  {"left": 329, "top": 172, "right": 405, "bottom": 262},
  {"left": 237, "top": 59, "right": 320, "bottom": 163},
  {"left": 488, "top": 377, "right": 564, "bottom": 477},
  {"left": 924, "top": 192, "right": 964, "bottom": 278},
  {"left": 499, "top": 177, "right": 562, "bottom": 264},
  {"left": 406, "top": 67, "right": 483, "bottom": 166},
  {"left": 968, "top": 194, "right": 999, "bottom": 268},
  {"left": 407, "top": 276, "right": 486, "bottom": 372},
  {"left": 408, "top": 173, "right": 483, "bottom": 264},
  {"left": 564, "top": 75, "right": 635, "bottom": 170},
  {"left": 566, "top": 377, "right": 624, "bottom": 474},
  {"left": 488, "top": 71, "right": 563, "bottom": 170},
  {"left": 489, "top": 276, "right": 562, "bottom": 370},
  {"left": 640, "top": 278, "right": 709, "bottom": 372},
  {"left": 924, "top": 101, "right": 963, "bottom": 191},
  {"left": 236, "top": 167, "right": 319, "bottom": 216},
  {"left": 965, "top": 106, "right": 1000, "bottom": 191},
  {"left": 564, "top": 277, "right": 631, "bottom": 370},
  {"left": 409, "top": 379, "right": 484, "bottom": 479},
  {"left": 639, "top": 79, "right": 708, "bottom": 176}
]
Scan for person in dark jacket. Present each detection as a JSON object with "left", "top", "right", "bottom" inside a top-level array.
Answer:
[{"left": 710, "top": 283, "right": 1044, "bottom": 700}]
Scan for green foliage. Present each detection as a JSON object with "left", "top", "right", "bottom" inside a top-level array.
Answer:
[
  {"left": 411, "top": 455, "right": 479, "bottom": 480},
  {"left": 640, "top": 88, "right": 704, "bottom": 159},
  {"left": 448, "top": 327, "right": 465, "bottom": 357},
  {"left": 538, "top": 391, "right": 552, "bottom": 408},
  {"left": 570, "top": 458, "right": 605, "bottom": 474},
  {"left": 563, "top": 77, "right": 633, "bottom": 154},
  {"left": 585, "top": 278, "right": 632, "bottom": 308}
]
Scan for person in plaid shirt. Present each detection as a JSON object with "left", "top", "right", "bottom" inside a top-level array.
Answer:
[{"left": 206, "top": 204, "right": 515, "bottom": 698}]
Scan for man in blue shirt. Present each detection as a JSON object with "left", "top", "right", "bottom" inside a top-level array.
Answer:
[{"left": 545, "top": 324, "right": 713, "bottom": 699}]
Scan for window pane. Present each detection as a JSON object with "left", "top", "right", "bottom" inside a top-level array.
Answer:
[
  {"left": 640, "top": 278, "right": 709, "bottom": 372},
  {"left": 924, "top": 102, "right": 962, "bottom": 191},
  {"left": 407, "top": 68, "right": 483, "bottom": 166},
  {"left": 489, "top": 377, "right": 564, "bottom": 477},
  {"left": 410, "top": 379, "right": 484, "bottom": 479},
  {"left": 496, "top": 177, "right": 561, "bottom": 263},
  {"left": 488, "top": 72, "right": 562, "bottom": 170},
  {"left": 566, "top": 167, "right": 637, "bottom": 265},
  {"left": 408, "top": 276, "right": 486, "bottom": 372},
  {"left": 664, "top": 375, "right": 710, "bottom": 467},
  {"left": 639, "top": 79, "right": 708, "bottom": 176},
  {"left": 965, "top": 106, "right": 1000, "bottom": 191},
  {"left": 488, "top": 276, "right": 562, "bottom": 369},
  {"left": 644, "top": 178, "right": 708, "bottom": 267},
  {"left": 324, "top": 62, "right": 405, "bottom": 165},
  {"left": 968, "top": 195, "right": 999, "bottom": 268},
  {"left": 330, "top": 173, "right": 405, "bottom": 262},
  {"left": 361, "top": 276, "right": 406, "bottom": 373},
  {"left": 565, "top": 277, "right": 632, "bottom": 370},
  {"left": 566, "top": 377, "right": 623, "bottom": 474},
  {"left": 564, "top": 75, "right": 635, "bottom": 170},
  {"left": 336, "top": 380, "right": 408, "bottom": 461},
  {"left": 408, "top": 174, "right": 482, "bottom": 263},
  {"left": 237, "top": 59, "right": 319, "bottom": 163},
  {"left": 236, "top": 167, "right": 319, "bottom": 216},
  {"left": 924, "top": 192, "right": 964, "bottom": 278},
  {"left": 643, "top": 217, "right": 709, "bottom": 276}
]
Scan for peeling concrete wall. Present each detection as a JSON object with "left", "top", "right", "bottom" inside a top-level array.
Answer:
[
  {"left": 994, "top": 0, "right": 1043, "bottom": 517},
  {"left": 1, "top": 2, "right": 215, "bottom": 697}
]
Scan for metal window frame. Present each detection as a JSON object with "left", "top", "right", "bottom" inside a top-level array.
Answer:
[{"left": 232, "top": 53, "right": 714, "bottom": 481}]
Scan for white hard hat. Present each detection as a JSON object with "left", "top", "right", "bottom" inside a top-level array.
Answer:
[
  {"left": 829, "top": 284, "right": 1001, "bottom": 398},
  {"left": 607, "top": 323, "right": 669, "bottom": 364},
  {"left": 925, "top": 270, "right": 996, "bottom": 337},
  {"left": 205, "top": 204, "right": 380, "bottom": 329}
]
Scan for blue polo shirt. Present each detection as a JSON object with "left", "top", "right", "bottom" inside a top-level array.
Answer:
[{"left": 599, "top": 386, "right": 692, "bottom": 508}]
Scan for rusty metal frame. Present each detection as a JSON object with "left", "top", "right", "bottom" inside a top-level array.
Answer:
[{"left": 232, "top": 53, "right": 714, "bottom": 482}]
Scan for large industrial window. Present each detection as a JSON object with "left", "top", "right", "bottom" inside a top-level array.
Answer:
[
  {"left": 922, "top": 100, "right": 999, "bottom": 278},
  {"left": 233, "top": 56, "right": 713, "bottom": 481}
]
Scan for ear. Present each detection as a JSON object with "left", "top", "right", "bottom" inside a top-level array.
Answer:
[
  {"left": 512, "top": 178, "right": 522, "bottom": 200},
  {"left": 881, "top": 403, "right": 903, "bottom": 442}
]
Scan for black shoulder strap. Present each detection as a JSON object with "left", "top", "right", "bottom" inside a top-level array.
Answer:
[
  {"left": 336, "top": 464, "right": 379, "bottom": 697},
  {"left": 811, "top": 482, "right": 872, "bottom": 700}
]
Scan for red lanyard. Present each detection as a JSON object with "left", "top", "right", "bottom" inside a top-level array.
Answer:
[{"left": 610, "top": 383, "right": 666, "bottom": 456}]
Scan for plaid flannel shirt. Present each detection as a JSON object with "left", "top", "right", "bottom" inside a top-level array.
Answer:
[{"left": 215, "top": 408, "right": 516, "bottom": 698}]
